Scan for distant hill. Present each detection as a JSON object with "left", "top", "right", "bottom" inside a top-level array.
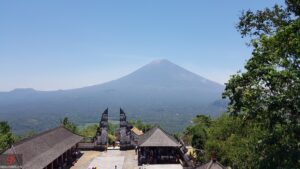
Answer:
[{"left": 0, "top": 59, "right": 227, "bottom": 134}]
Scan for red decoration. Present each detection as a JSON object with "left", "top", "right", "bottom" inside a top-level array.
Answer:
[{"left": 6, "top": 155, "right": 16, "bottom": 166}]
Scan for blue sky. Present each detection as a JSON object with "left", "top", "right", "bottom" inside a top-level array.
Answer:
[{"left": 0, "top": 0, "right": 284, "bottom": 91}]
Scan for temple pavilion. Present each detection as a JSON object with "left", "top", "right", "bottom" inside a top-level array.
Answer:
[
  {"left": 3, "top": 126, "right": 83, "bottom": 169},
  {"left": 137, "top": 126, "right": 182, "bottom": 165}
]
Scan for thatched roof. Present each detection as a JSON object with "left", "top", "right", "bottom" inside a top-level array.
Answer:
[
  {"left": 196, "top": 160, "right": 226, "bottom": 169},
  {"left": 131, "top": 127, "right": 143, "bottom": 136},
  {"left": 4, "top": 126, "right": 83, "bottom": 169},
  {"left": 138, "top": 126, "right": 180, "bottom": 147}
]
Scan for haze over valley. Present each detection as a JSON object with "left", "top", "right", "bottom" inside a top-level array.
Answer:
[{"left": 0, "top": 59, "right": 226, "bottom": 134}]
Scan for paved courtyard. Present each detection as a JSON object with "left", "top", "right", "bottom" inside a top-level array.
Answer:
[
  {"left": 71, "top": 150, "right": 138, "bottom": 169},
  {"left": 71, "top": 149, "right": 183, "bottom": 169},
  {"left": 138, "top": 164, "right": 183, "bottom": 169},
  {"left": 70, "top": 151, "right": 101, "bottom": 169},
  {"left": 88, "top": 156, "right": 124, "bottom": 169}
]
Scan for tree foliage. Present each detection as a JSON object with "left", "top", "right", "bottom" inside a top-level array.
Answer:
[
  {"left": 183, "top": 115, "right": 262, "bottom": 168},
  {"left": 183, "top": 115, "right": 211, "bottom": 162},
  {"left": 205, "top": 115, "right": 264, "bottom": 168},
  {"left": 78, "top": 124, "right": 98, "bottom": 137},
  {"left": 223, "top": 0, "right": 300, "bottom": 168},
  {"left": 61, "top": 117, "right": 78, "bottom": 133},
  {"left": 0, "top": 121, "right": 14, "bottom": 152},
  {"left": 184, "top": 1, "right": 299, "bottom": 168},
  {"left": 78, "top": 123, "right": 118, "bottom": 145}
]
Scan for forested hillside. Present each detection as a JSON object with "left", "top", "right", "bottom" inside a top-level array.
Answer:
[{"left": 183, "top": 1, "right": 300, "bottom": 168}]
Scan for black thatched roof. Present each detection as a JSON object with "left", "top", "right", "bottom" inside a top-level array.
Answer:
[
  {"left": 196, "top": 160, "right": 226, "bottom": 169},
  {"left": 4, "top": 126, "right": 83, "bottom": 169},
  {"left": 138, "top": 126, "right": 180, "bottom": 147}
]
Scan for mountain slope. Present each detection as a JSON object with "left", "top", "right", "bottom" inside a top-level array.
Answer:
[{"left": 0, "top": 60, "right": 226, "bottom": 134}]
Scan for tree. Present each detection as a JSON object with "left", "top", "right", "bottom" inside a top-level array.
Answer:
[
  {"left": 224, "top": 1, "right": 300, "bottom": 168},
  {"left": 108, "top": 122, "right": 118, "bottom": 135},
  {"left": 60, "top": 117, "right": 78, "bottom": 133},
  {"left": 0, "top": 121, "right": 14, "bottom": 152},
  {"left": 78, "top": 124, "right": 98, "bottom": 137},
  {"left": 78, "top": 122, "right": 118, "bottom": 145},
  {"left": 183, "top": 115, "right": 212, "bottom": 163},
  {"left": 204, "top": 115, "right": 262, "bottom": 168}
]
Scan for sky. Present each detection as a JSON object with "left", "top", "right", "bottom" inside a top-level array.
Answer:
[{"left": 0, "top": 0, "right": 285, "bottom": 91}]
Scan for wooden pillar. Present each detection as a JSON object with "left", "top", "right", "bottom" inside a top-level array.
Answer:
[
  {"left": 60, "top": 155, "right": 63, "bottom": 166},
  {"left": 56, "top": 158, "right": 59, "bottom": 167},
  {"left": 67, "top": 149, "right": 69, "bottom": 160},
  {"left": 66, "top": 149, "right": 69, "bottom": 161},
  {"left": 63, "top": 152, "right": 67, "bottom": 166}
]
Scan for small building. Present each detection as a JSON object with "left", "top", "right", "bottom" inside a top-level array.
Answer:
[
  {"left": 3, "top": 126, "right": 83, "bottom": 169},
  {"left": 131, "top": 126, "right": 143, "bottom": 143},
  {"left": 137, "top": 126, "right": 181, "bottom": 165},
  {"left": 196, "top": 159, "right": 227, "bottom": 169},
  {"left": 131, "top": 126, "right": 143, "bottom": 136}
]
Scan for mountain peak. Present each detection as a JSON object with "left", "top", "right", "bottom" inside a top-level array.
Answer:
[
  {"left": 109, "top": 59, "right": 224, "bottom": 89},
  {"left": 144, "top": 59, "right": 181, "bottom": 70},
  {"left": 149, "top": 59, "right": 172, "bottom": 65}
]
